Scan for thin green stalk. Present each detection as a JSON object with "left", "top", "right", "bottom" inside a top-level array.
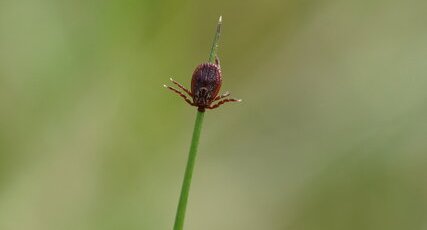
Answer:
[
  {"left": 173, "top": 111, "right": 204, "bottom": 230},
  {"left": 173, "top": 16, "right": 222, "bottom": 230},
  {"left": 209, "top": 15, "right": 222, "bottom": 63}
]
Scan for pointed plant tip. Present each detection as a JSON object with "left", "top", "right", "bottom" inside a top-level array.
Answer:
[
  {"left": 238, "top": 99, "right": 242, "bottom": 102},
  {"left": 219, "top": 15, "right": 222, "bottom": 23},
  {"left": 163, "top": 84, "right": 167, "bottom": 88},
  {"left": 170, "top": 77, "right": 174, "bottom": 81}
]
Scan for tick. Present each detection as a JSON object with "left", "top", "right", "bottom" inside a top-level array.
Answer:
[{"left": 164, "top": 56, "right": 241, "bottom": 112}]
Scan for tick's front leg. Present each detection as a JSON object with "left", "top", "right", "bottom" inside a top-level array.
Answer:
[
  {"left": 215, "top": 56, "right": 221, "bottom": 67},
  {"left": 164, "top": 85, "right": 194, "bottom": 106},
  {"left": 170, "top": 78, "right": 192, "bottom": 96}
]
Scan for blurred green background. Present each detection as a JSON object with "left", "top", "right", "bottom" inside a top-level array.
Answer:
[{"left": 1, "top": 0, "right": 427, "bottom": 229}]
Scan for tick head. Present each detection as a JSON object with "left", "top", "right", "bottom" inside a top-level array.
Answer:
[{"left": 193, "top": 87, "right": 213, "bottom": 107}]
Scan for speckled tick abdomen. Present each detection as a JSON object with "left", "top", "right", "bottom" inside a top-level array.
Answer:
[{"left": 191, "top": 63, "right": 222, "bottom": 109}]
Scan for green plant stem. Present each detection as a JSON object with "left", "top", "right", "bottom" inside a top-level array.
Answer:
[
  {"left": 173, "top": 16, "right": 222, "bottom": 230},
  {"left": 173, "top": 111, "right": 204, "bottom": 230},
  {"left": 209, "top": 16, "right": 222, "bottom": 63}
]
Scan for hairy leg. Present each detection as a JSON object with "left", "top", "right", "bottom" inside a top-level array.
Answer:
[
  {"left": 213, "top": 91, "right": 230, "bottom": 101},
  {"left": 215, "top": 56, "right": 220, "bottom": 67},
  {"left": 207, "top": 98, "right": 241, "bottom": 110},
  {"left": 170, "top": 78, "right": 192, "bottom": 96},
  {"left": 164, "top": 85, "right": 194, "bottom": 106}
]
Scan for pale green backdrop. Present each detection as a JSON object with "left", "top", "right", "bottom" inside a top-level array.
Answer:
[{"left": 1, "top": 0, "right": 427, "bottom": 229}]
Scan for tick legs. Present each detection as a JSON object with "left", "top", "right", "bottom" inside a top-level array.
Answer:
[
  {"left": 207, "top": 98, "right": 241, "bottom": 110},
  {"left": 215, "top": 56, "right": 220, "bottom": 67},
  {"left": 213, "top": 91, "right": 230, "bottom": 101},
  {"left": 170, "top": 78, "right": 192, "bottom": 96},
  {"left": 163, "top": 85, "right": 194, "bottom": 106}
]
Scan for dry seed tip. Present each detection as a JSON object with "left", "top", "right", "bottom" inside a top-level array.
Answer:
[
  {"left": 163, "top": 85, "right": 168, "bottom": 88},
  {"left": 237, "top": 99, "right": 242, "bottom": 102},
  {"left": 170, "top": 78, "right": 174, "bottom": 81},
  {"left": 219, "top": 16, "right": 222, "bottom": 23}
]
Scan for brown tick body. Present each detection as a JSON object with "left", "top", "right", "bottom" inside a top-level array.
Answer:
[{"left": 164, "top": 56, "right": 241, "bottom": 112}]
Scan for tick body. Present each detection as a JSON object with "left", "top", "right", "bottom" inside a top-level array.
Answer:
[
  {"left": 191, "top": 62, "right": 222, "bottom": 109},
  {"left": 164, "top": 57, "right": 241, "bottom": 112}
]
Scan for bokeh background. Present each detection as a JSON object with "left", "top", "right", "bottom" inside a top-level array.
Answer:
[{"left": 1, "top": 0, "right": 427, "bottom": 229}]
